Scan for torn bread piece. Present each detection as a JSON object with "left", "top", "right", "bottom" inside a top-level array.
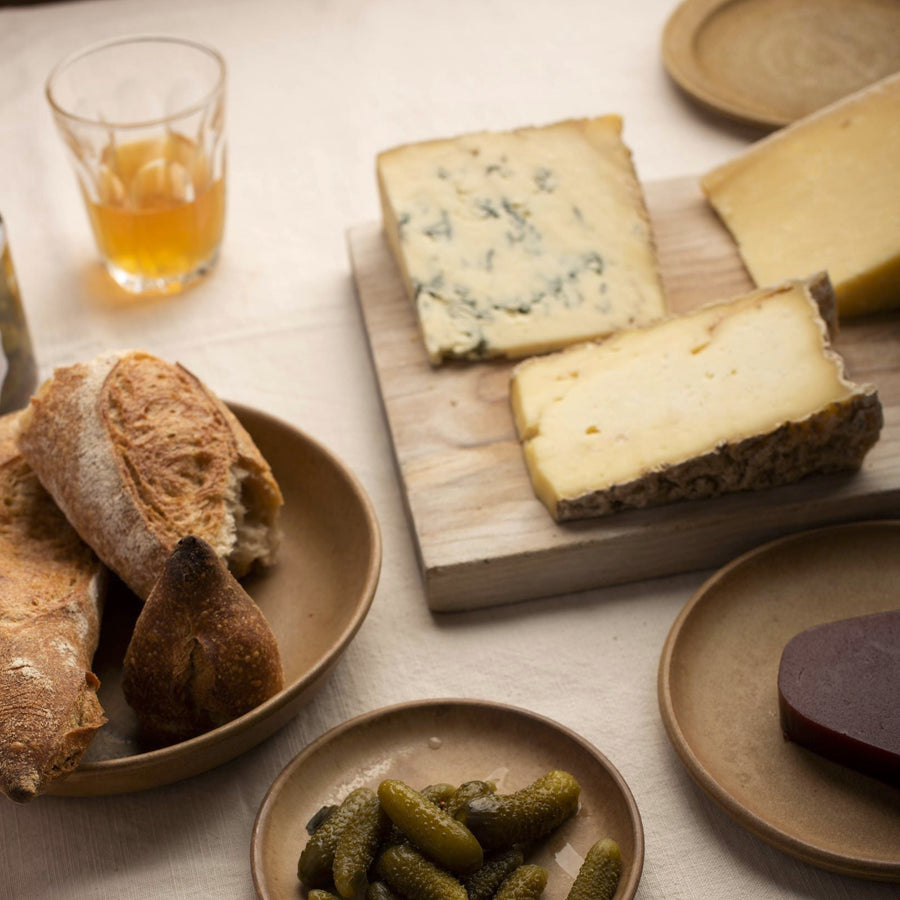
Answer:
[
  {"left": 122, "top": 535, "right": 284, "bottom": 744},
  {"left": 16, "top": 350, "right": 283, "bottom": 600},
  {"left": 511, "top": 274, "right": 882, "bottom": 521},
  {"left": 0, "top": 412, "right": 107, "bottom": 802}
]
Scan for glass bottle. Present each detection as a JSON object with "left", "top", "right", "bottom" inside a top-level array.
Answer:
[{"left": 0, "top": 213, "right": 38, "bottom": 413}]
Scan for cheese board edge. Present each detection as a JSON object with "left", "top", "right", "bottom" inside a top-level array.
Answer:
[{"left": 347, "top": 175, "right": 900, "bottom": 612}]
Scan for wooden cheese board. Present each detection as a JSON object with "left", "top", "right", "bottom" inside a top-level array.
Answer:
[{"left": 348, "top": 176, "right": 900, "bottom": 612}]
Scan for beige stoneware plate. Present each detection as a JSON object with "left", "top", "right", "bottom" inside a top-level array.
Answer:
[
  {"left": 662, "top": 0, "right": 900, "bottom": 128},
  {"left": 251, "top": 699, "right": 643, "bottom": 899},
  {"left": 658, "top": 520, "right": 900, "bottom": 881},
  {"left": 49, "top": 404, "right": 382, "bottom": 797}
]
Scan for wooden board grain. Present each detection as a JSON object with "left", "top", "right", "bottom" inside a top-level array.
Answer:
[{"left": 348, "top": 176, "right": 900, "bottom": 612}]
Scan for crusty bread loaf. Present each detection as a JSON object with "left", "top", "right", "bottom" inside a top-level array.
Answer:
[
  {"left": 122, "top": 535, "right": 284, "bottom": 743},
  {"left": 0, "top": 412, "right": 107, "bottom": 802},
  {"left": 16, "top": 350, "right": 283, "bottom": 600}
]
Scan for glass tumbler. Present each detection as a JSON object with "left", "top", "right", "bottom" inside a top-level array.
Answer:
[{"left": 46, "top": 36, "right": 227, "bottom": 295}]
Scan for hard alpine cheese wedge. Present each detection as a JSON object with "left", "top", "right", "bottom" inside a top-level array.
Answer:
[
  {"left": 377, "top": 117, "right": 667, "bottom": 365},
  {"left": 701, "top": 72, "right": 900, "bottom": 318},
  {"left": 510, "top": 274, "right": 882, "bottom": 522}
]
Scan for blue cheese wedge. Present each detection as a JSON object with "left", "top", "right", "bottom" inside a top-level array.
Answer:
[
  {"left": 377, "top": 117, "right": 667, "bottom": 365},
  {"left": 510, "top": 273, "right": 882, "bottom": 522}
]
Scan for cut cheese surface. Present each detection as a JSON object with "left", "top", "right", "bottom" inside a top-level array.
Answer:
[
  {"left": 701, "top": 72, "right": 900, "bottom": 318},
  {"left": 377, "top": 117, "right": 667, "bottom": 364},
  {"left": 511, "top": 275, "right": 882, "bottom": 521}
]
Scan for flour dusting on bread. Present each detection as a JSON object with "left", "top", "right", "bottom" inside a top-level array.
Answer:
[
  {"left": 0, "top": 411, "right": 107, "bottom": 802},
  {"left": 3, "top": 351, "right": 286, "bottom": 799},
  {"left": 17, "top": 350, "right": 283, "bottom": 600}
]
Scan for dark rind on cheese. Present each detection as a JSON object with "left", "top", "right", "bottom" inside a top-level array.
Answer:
[
  {"left": 532, "top": 272, "right": 881, "bottom": 522},
  {"left": 777, "top": 610, "right": 900, "bottom": 786},
  {"left": 556, "top": 389, "right": 882, "bottom": 521}
]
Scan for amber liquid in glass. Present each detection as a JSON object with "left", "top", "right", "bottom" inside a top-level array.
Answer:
[{"left": 83, "top": 133, "right": 225, "bottom": 287}]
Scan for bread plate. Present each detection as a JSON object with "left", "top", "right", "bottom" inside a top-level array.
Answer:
[
  {"left": 251, "top": 698, "right": 643, "bottom": 899},
  {"left": 658, "top": 521, "right": 900, "bottom": 881},
  {"left": 47, "top": 404, "right": 382, "bottom": 797}
]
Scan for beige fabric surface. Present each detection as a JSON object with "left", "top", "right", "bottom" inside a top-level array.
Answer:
[{"left": 0, "top": 0, "right": 896, "bottom": 898}]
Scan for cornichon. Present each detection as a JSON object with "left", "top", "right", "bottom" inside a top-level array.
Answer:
[
  {"left": 384, "top": 782, "right": 458, "bottom": 848},
  {"left": 298, "top": 772, "right": 613, "bottom": 900},
  {"left": 333, "top": 789, "right": 391, "bottom": 897},
  {"left": 365, "top": 882, "right": 400, "bottom": 900},
  {"left": 377, "top": 779, "right": 484, "bottom": 875},
  {"left": 444, "top": 780, "right": 495, "bottom": 820},
  {"left": 494, "top": 864, "right": 548, "bottom": 900},
  {"left": 421, "top": 783, "right": 457, "bottom": 807},
  {"left": 298, "top": 787, "right": 378, "bottom": 888},
  {"left": 306, "top": 804, "right": 338, "bottom": 835},
  {"left": 376, "top": 842, "right": 468, "bottom": 900},
  {"left": 565, "top": 838, "right": 622, "bottom": 900},
  {"left": 461, "top": 770, "right": 581, "bottom": 849},
  {"left": 463, "top": 847, "right": 524, "bottom": 900}
]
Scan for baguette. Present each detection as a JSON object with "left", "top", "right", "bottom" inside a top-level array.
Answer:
[
  {"left": 16, "top": 350, "right": 283, "bottom": 600},
  {"left": 0, "top": 412, "right": 107, "bottom": 802}
]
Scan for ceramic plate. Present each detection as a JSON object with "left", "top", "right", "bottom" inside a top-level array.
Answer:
[
  {"left": 659, "top": 521, "right": 900, "bottom": 881},
  {"left": 662, "top": 0, "right": 900, "bottom": 128},
  {"left": 251, "top": 699, "right": 643, "bottom": 899},
  {"left": 49, "top": 404, "right": 381, "bottom": 797}
]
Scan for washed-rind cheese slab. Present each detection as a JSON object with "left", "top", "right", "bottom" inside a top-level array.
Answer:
[
  {"left": 0, "top": 412, "right": 107, "bottom": 802},
  {"left": 511, "top": 274, "right": 882, "bottom": 522},
  {"left": 377, "top": 116, "right": 667, "bottom": 364},
  {"left": 701, "top": 71, "right": 900, "bottom": 319}
]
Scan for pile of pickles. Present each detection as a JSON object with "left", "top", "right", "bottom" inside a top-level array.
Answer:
[{"left": 297, "top": 769, "right": 622, "bottom": 900}]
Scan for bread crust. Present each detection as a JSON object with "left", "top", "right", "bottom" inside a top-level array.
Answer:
[
  {"left": 122, "top": 535, "right": 284, "bottom": 743},
  {"left": 17, "top": 351, "right": 283, "bottom": 600},
  {"left": 0, "top": 413, "right": 107, "bottom": 802}
]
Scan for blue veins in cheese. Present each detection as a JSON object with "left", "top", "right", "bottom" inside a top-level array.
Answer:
[{"left": 376, "top": 117, "right": 667, "bottom": 365}]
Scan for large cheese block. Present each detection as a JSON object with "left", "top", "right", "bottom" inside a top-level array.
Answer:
[
  {"left": 510, "top": 274, "right": 882, "bottom": 522},
  {"left": 376, "top": 117, "right": 667, "bottom": 365},
  {"left": 701, "top": 72, "right": 900, "bottom": 318}
]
